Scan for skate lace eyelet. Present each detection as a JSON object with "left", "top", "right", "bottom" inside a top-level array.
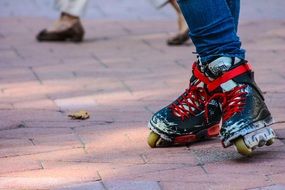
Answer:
[
  {"left": 170, "top": 81, "right": 207, "bottom": 121},
  {"left": 208, "top": 85, "right": 247, "bottom": 121}
]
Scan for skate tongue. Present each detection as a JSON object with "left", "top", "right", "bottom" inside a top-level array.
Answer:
[
  {"left": 207, "top": 57, "right": 241, "bottom": 92},
  {"left": 208, "top": 57, "right": 233, "bottom": 77}
]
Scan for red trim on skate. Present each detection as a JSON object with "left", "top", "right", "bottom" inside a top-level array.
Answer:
[
  {"left": 173, "top": 124, "right": 220, "bottom": 144},
  {"left": 174, "top": 134, "right": 197, "bottom": 144},
  {"left": 207, "top": 124, "right": 220, "bottom": 137},
  {"left": 193, "top": 63, "right": 252, "bottom": 92},
  {"left": 192, "top": 63, "right": 212, "bottom": 85}
]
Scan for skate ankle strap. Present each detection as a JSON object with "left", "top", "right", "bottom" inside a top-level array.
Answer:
[{"left": 193, "top": 63, "right": 252, "bottom": 92}]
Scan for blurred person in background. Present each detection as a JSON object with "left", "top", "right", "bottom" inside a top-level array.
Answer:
[
  {"left": 36, "top": 0, "right": 88, "bottom": 42},
  {"left": 166, "top": 0, "right": 190, "bottom": 46},
  {"left": 37, "top": 0, "right": 191, "bottom": 45}
]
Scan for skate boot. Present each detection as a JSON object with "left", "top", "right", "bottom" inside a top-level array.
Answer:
[
  {"left": 147, "top": 74, "right": 222, "bottom": 148},
  {"left": 193, "top": 57, "right": 276, "bottom": 155}
]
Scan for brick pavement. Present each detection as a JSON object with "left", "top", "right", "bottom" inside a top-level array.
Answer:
[{"left": 0, "top": 1, "right": 285, "bottom": 190}]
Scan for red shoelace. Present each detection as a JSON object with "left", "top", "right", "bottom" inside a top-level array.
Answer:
[
  {"left": 170, "top": 81, "right": 208, "bottom": 121},
  {"left": 205, "top": 85, "right": 247, "bottom": 122},
  {"left": 170, "top": 79, "right": 247, "bottom": 123}
]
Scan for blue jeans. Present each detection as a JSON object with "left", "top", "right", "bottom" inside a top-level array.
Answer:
[{"left": 177, "top": 0, "right": 245, "bottom": 63}]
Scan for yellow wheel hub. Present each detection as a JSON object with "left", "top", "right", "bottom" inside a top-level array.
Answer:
[
  {"left": 266, "top": 138, "right": 275, "bottom": 146},
  {"left": 234, "top": 137, "right": 252, "bottom": 156},
  {"left": 147, "top": 131, "right": 160, "bottom": 148}
]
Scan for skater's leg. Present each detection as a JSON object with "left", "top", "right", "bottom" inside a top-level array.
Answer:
[
  {"left": 226, "top": 0, "right": 240, "bottom": 32},
  {"left": 177, "top": 0, "right": 245, "bottom": 63},
  {"left": 177, "top": 0, "right": 275, "bottom": 155}
]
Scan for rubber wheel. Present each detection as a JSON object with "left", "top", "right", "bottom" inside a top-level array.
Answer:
[
  {"left": 234, "top": 137, "right": 252, "bottom": 156},
  {"left": 266, "top": 138, "right": 275, "bottom": 146},
  {"left": 147, "top": 131, "right": 160, "bottom": 148}
]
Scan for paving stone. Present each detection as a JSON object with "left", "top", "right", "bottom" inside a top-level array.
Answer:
[
  {"left": 159, "top": 181, "right": 211, "bottom": 190},
  {"left": 1, "top": 162, "right": 102, "bottom": 189},
  {"left": 0, "top": 157, "right": 42, "bottom": 174},
  {"left": 54, "top": 181, "right": 105, "bottom": 190},
  {"left": 268, "top": 172, "right": 285, "bottom": 185},
  {"left": 104, "top": 180, "right": 161, "bottom": 190},
  {"left": 249, "top": 184, "right": 285, "bottom": 190}
]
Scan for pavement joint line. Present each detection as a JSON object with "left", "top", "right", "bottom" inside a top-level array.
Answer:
[
  {"left": 273, "top": 70, "right": 285, "bottom": 80},
  {"left": 23, "top": 120, "right": 115, "bottom": 124},
  {"left": 45, "top": 94, "right": 60, "bottom": 110},
  {"left": 100, "top": 181, "right": 108, "bottom": 190},
  {"left": 157, "top": 181, "right": 163, "bottom": 190},
  {"left": 119, "top": 80, "right": 133, "bottom": 94},
  {"left": 139, "top": 154, "right": 148, "bottom": 164},
  {"left": 124, "top": 133, "right": 139, "bottom": 146},
  {"left": 162, "top": 80, "right": 171, "bottom": 88},
  {"left": 0, "top": 122, "right": 26, "bottom": 131},
  {"left": 48, "top": 48, "right": 54, "bottom": 53},
  {"left": 96, "top": 171, "right": 108, "bottom": 190},
  {"left": 144, "top": 106, "right": 155, "bottom": 114},
  {"left": 136, "top": 164, "right": 193, "bottom": 175},
  {"left": 11, "top": 46, "right": 25, "bottom": 60},
  {"left": 145, "top": 38, "right": 166, "bottom": 54},
  {"left": 94, "top": 4, "right": 107, "bottom": 17},
  {"left": 28, "top": 138, "right": 36, "bottom": 146},
  {"left": 39, "top": 160, "right": 45, "bottom": 170},
  {"left": 91, "top": 53, "right": 109, "bottom": 68},
  {"left": 28, "top": 66, "right": 43, "bottom": 85},
  {"left": 264, "top": 174, "right": 274, "bottom": 184},
  {"left": 116, "top": 21, "right": 132, "bottom": 35},
  {"left": 54, "top": 160, "right": 143, "bottom": 164},
  {"left": 72, "top": 71, "right": 77, "bottom": 77},
  {"left": 59, "top": 58, "right": 64, "bottom": 64},
  {"left": 0, "top": 167, "right": 45, "bottom": 176},
  {"left": 249, "top": 185, "right": 285, "bottom": 190},
  {"left": 70, "top": 127, "right": 88, "bottom": 154},
  {"left": 174, "top": 59, "right": 188, "bottom": 69},
  {"left": 96, "top": 171, "right": 103, "bottom": 181},
  {"left": 141, "top": 39, "right": 165, "bottom": 54},
  {"left": 197, "top": 163, "right": 208, "bottom": 175},
  {"left": 56, "top": 179, "right": 105, "bottom": 190},
  {"left": 190, "top": 148, "right": 208, "bottom": 172},
  {"left": 0, "top": 147, "right": 85, "bottom": 159}
]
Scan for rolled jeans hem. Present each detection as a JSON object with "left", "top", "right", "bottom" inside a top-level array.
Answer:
[{"left": 199, "top": 53, "right": 245, "bottom": 63}]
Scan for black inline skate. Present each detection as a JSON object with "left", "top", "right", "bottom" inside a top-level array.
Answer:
[
  {"left": 193, "top": 57, "right": 276, "bottom": 155},
  {"left": 147, "top": 69, "right": 222, "bottom": 148}
]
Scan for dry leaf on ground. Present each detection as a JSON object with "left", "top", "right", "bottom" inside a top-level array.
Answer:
[{"left": 68, "top": 110, "right": 90, "bottom": 120}]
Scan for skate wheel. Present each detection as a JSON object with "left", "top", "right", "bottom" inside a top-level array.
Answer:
[
  {"left": 234, "top": 137, "right": 252, "bottom": 156},
  {"left": 147, "top": 131, "right": 160, "bottom": 148},
  {"left": 266, "top": 138, "right": 275, "bottom": 146}
]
